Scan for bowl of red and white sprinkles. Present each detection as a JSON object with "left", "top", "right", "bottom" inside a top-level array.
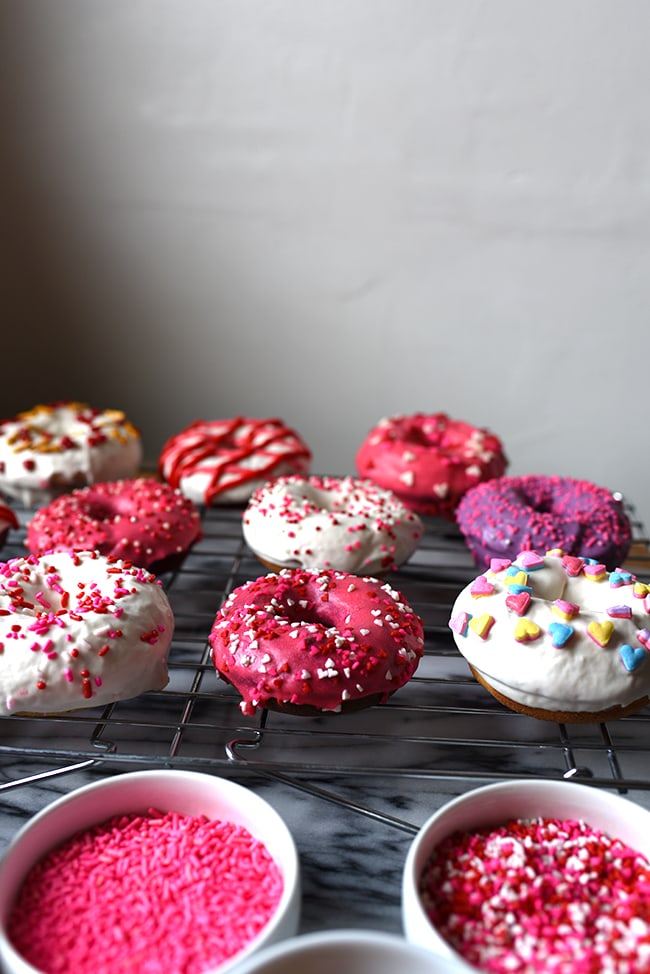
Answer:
[
  {"left": 402, "top": 779, "right": 650, "bottom": 973},
  {"left": 0, "top": 770, "right": 300, "bottom": 974}
]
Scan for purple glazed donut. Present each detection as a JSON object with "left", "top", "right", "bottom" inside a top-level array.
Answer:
[{"left": 456, "top": 475, "right": 632, "bottom": 570}]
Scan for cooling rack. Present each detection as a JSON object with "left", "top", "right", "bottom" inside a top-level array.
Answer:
[{"left": 1, "top": 494, "right": 649, "bottom": 820}]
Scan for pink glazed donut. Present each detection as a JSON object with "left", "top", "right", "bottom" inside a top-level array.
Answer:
[
  {"left": 356, "top": 413, "right": 508, "bottom": 518},
  {"left": 26, "top": 478, "right": 202, "bottom": 574},
  {"left": 209, "top": 567, "right": 424, "bottom": 715}
]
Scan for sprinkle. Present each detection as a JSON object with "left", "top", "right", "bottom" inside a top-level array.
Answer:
[
  {"left": 620, "top": 644, "right": 647, "bottom": 672},
  {"left": 587, "top": 620, "right": 614, "bottom": 648},
  {"left": 504, "top": 591, "right": 531, "bottom": 616},
  {"left": 548, "top": 621, "right": 574, "bottom": 648},
  {"left": 470, "top": 576, "right": 495, "bottom": 598},
  {"left": 514, "top": 618, "right": 541, "bottom": 643},
  {"left": 449, "top": 611, "right": 471, "bottom": 637},
  {"left": 553, "top": 600, "right": 580, "bottom": 621},
  {"left": 468, "top": 613, "right": 495, "bottom": 640},
  {"left": 607, "top": 604, "right": 633, "bottom": 620}
]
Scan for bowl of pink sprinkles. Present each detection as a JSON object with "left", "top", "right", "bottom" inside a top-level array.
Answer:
[
  {"left": 402, "top": 779, "right": 650, "bottom": 973},
  {"left": 0, "top": 769, "right": 300, "bottom": 974}
]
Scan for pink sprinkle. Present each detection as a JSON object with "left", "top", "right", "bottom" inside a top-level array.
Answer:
[
  {"left": 419, "top": 816, "right": 650, "bottom": 973},
  {"left": 8, "top": 809, "right": 284, "bottom": 974}
]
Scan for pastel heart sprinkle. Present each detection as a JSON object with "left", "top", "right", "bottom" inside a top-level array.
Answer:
[
  {"left": 507, "top": 584, "right": 533, "bottom": 596},
  {"left": 633, "top": 582, "right": 650, "bottom": 599},
  {"left": 449, "top": 611, "right": 471, "bottom": 637},
  {"left": 562, "top": 556, "right": 584, "bottom": 577},
  {"left": 514, "top": 618, "right": 541, "bottom": 643},
  {"left": 470, "top": 576, "right": 495, "bottom": 598},
  {"left": 505, "top": 570, "right": 528, "bottom": 587},
  {"left": 583, "top": 563, "right": 606, "bottom": 582},
  {"left": 469, "top": 613, "right": 495, "bottom": 640},
  {"left": 610, "top": 570, "right": 635, "bottom": 588},
  {"left": 587, "top": 620, "right": 614, "bottom": 648},
  {"left": 637, "top": 629, "right": 650, "bottom": 650},
  {"left": 517, "top": 551, "right": 545, "bottom": 571},
  {"left": 620, "top": 644, "right": 647, "bottom": 672},
  {"left": 552, "top": 600, "right": 580, "bottom": 621},
  {"left": 547, "top": 548, "right": 565, "bottom": 557},
  {"left": 607, "top": 605, "right": 632, "bottom": 620},
  {"left": 505, "top": 591, "right": 531, "bottom": 616},
  {"left": 548, "top": 621, "right": 574, "bottom": 648},
  {"left": 489, "top": 558, "right": 512, "bottom": 574}
]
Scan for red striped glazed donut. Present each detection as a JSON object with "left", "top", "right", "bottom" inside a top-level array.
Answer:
[
  {"left": 158, "top": 417, "right": 311, "bottom": 506},
  {"left": 356, "top": 413, "right": 507, "bottom": 518},
  {"left": 209, "top": 567, "right": 424, "bottom": 715},
  {"left": 26, "top": 478, "right": 202, "bottom": 574}
]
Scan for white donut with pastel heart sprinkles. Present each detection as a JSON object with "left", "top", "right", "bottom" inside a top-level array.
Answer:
[{"left": 449, "top": 549, "right": 650, "bottom": 722}]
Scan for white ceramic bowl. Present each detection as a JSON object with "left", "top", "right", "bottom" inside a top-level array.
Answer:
[
  {"left": 0, "top": 769, "right": 300, "bottom": 974},
  {"left": 402, "top": 778, "right": 650, "bottom": 970},
  {"left": 231, "top": 929, "right": 473, "bottom": 974}
]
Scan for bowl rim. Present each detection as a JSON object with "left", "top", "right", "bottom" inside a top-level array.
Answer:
[{"left": 0, "top": 769, "right": 301, "bottom": 974}]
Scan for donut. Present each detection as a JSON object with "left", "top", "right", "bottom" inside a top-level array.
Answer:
[
  {"left": 448, "top": 548, "right": 650, "bottom": 722},
  {"left": 158, "top": 417, "right": 311, "bottom": 506},
  {"left": 0, "top": 549, "right": 173, "bottom": 715},
  {"left": 242, "top": 474, "right": 423, "bottom": 575},
  {"left": 26, "top": 478, "right": 202, "bottom": 574},
  {"left": 209, "top": 567, "right": 424, "bottom": 715},
  {"left": 456, "top": 475, "right": 631, "bottom": 571},
  {"left": 355, "top": 412, "right": 507, "bottom": 518},
  {"left": 0, "top": 502, "right": 18, "bottom": 552},
  {"left": 0, "top": 401, "right": 142, "bottom": 506}
]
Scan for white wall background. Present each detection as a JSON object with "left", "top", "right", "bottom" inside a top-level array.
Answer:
[{"left": 1, "top": 1, "right": 649, "bottom": 527}]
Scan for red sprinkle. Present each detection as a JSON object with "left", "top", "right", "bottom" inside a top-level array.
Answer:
[
  {"left": 419, "top": 816, "right": 650, "bottom": 972},
  {"left": 8, "top": 808, "right": 284, "bottom": 974}
]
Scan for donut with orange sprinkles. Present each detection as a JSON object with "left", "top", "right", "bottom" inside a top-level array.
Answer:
[
  {"left": 0, "top": 401, "right": 142, "bottom": 506},
  {"left": 209, "top": 567, "right": 424, "bottom": 715},
  {"left": 158, "top": 416, "right": 311, "bottom": 506},
  {"left": 0, "top": 550, "right": 173, "bottom": 715},
  {"left": 26, "top": 478, "right": 202, "bottom": 575},
  {"left": 356, "top": 412, "right": 507, "bottom": 519}
]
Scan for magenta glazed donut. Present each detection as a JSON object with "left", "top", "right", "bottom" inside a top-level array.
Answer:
[
  {"left": 26, "top": 478, "right": 202, "bottom": 574},
  {"left": 356, "top": 413, "right": 507, "bottom": 518},
  {"left": 456, "top": 475, "right": 632, "bottom": 570},
  {"left": 209, "top": 567, "right": 424, "bottom": 715}
]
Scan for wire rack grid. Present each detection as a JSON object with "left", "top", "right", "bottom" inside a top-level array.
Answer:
[{"left": 1, "top": 494, "right": 650, "bottom": 825}]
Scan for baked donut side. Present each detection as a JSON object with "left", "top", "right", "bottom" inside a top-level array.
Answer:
[
  {"left": 448, "top": 549, "right": 650, "bottom": 722},
  {"left": 209, "top": 568, "right": 424, "bottom": 715},
  {"left": 0, "top": 402, "right": 142, "bottom": 506},
  {"left": 242, "top": 474, "right": 423, "bottom": 575},
  {"left": 158, "top": 417, "right": 311, "bottom": 506},
  {"left": 0, "top": 550, "right": 173, "bottom": 715},
  {"left": 356, "top": 412, "right": 507, "bottom": 518},
  {"left": 456, "top": 475, "right": 632, "bottom": 571},
  {"left": 26, "top": 478, "right": 202, "bottom": 574}
]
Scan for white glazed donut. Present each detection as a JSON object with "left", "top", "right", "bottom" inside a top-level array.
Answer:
[
  {"left": 242, "top": 475, "right": 423, "bottom": 575},
  {"left": 0, "top": 550, "right": 173, "bottom": 715},
  {"left": 0, "top": 402, "right": 142, "bottom": 506},
  {"left": 449, "top": 548, "right": 650, "bottom": 722}
]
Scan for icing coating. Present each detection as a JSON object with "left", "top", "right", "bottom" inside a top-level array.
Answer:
[
  {"left": 0, "top": 402, "right": 142, "bottom": 506},
  {"left": 242, "top": 474, "right": 423, "bottom": 574},
  {"left": 449, "top": 549, "right": 650, "bottom": 718},
  {"left": 158, "top": 417, "right": 311, "bottom": 506},
  {"left": 0, "top": 550, "right": 173, "bottom": 715},
  {"left": 209, "top": 567, "right": 424, "bottom": 715},
  {"left": 456, "top": 475, "right": 632, "bottom": 570},
  {"left": 26, "top": 478, "right": 202, "bottom": 573},
  {"left": 356, "top": 412, "right": 507, "bottom": 518}
]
